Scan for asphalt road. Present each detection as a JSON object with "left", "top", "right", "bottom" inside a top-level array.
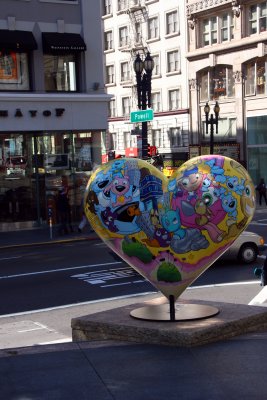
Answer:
[{"left": 0, "top": 238, "right": 263, "bottom": 317}]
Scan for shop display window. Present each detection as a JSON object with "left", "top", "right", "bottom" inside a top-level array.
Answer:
[
  {"left": 245, "top": 57, "right": 267, "bottom": 96},
  {"left": 44, "top": 54, "right": 77, "bottom": 92},
  {"left": 199, "top": 65, "right": 234, "bottom": 101},
  {"left": 0, "top": 51, "right": 30, "bottom": 90}
]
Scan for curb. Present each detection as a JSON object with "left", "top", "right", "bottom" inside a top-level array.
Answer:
[{"left": 0, "top": 235, "right": 100, "bottom": 250}]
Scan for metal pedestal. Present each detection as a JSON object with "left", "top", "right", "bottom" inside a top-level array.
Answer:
[{"left": 130, "top": 296, "right": 219, "bottom": 322}]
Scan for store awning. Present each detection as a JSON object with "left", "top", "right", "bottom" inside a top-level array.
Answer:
[
  {"left": 0, "top": 29, "right": 37, "bottom": 52},
  {"left": 42, "top": 32, "right": 86, "bottom": 53}
]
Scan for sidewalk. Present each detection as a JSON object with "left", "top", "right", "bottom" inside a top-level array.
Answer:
[
  {"left": 1, "top": 329, "right": 267, "bottom": 400},
  {"left": 0, "top": 224, "right": 99, "bottom": 249}
]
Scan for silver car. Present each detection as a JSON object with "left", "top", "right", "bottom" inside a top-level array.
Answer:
[{"left": 222, "top": 231, "right": 265, "bottom": 264}]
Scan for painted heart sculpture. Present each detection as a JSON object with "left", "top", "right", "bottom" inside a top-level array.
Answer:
[{"left": 84, "top": 155, "right": 255, "bottom": 301}]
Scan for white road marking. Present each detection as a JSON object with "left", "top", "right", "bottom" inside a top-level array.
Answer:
[
  {"left": 0, "top": 256, "right": 22, "bottom": 261},
  {"left": 0, "top": 261, "right": 122, "bottom": 280},
  {"left": 17, "top": 322, "right": 54, "bottom": 333},
  {"left": 248, "top": 286, "right": 267, "bottom": 306},
  {"left": 38, "top": 338, "right": 72, "bottom": 345}
]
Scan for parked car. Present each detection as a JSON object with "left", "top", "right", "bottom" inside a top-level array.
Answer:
[{"left": 222, "top": 231, "right": 265, "bottom": 264}]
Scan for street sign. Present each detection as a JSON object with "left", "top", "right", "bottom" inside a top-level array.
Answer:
[{"left": 130, "top": 109, "right": 154, "bottom": 123}]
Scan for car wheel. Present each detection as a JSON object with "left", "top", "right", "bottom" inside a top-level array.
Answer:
[{"left": 238, "top": 243, "right": 258, "bottom": 264}]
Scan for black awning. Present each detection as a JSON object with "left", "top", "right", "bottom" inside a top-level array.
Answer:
[
  {"left": 42, "top": 32, "right": 86, "bottom": 54},
  {"left": 0, "top": 30, "right": 37, "bottom": 52}
]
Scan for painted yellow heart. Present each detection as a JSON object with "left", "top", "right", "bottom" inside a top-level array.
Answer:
[{"left": 84, "top": 155, "right": 255, "bottom": 301}]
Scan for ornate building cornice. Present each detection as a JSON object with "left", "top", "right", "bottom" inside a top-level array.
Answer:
[
  {"left": 187, "top": 1, "right": 241, "bottom": 28},
  {"left": 186, "top": 0, "right": 233, "bottom": 17}
]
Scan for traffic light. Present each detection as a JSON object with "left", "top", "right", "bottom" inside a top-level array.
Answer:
[{"left": 108, "top": 150, "right": 115, "bottom": 160}]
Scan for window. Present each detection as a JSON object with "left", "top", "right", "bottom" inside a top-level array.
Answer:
[
  {"left": 124, "top": 131, "right": 133, "bottom": 148},
  {"left": 202, "top": 118, "right": 236, "bottom": 141},
  {"left": 110, "top": 132, "right": 118, "bottom": 150},
  {"left": 203, "top": 17, "right": 217, "bottom": 46},
  {"left": 109, "top": 99, "right": 116, "bottom": 117},
  {"left": 120, "top": 62, "right": 130, "bottom": 82},
  {"left": 245, "top": 57, "right": 267, "bottom": 96},
  {"left": 0, "top": 51, "right": 30, "bottom": 91},
  {"left": 168, "top": 89, "right": 180, "bottom": 110},
  {"left": 167, "top": 50, "right": 179, "bottom": 73},
  {"left": 221, "top": 13, "right": 234, "bottom": 42},
  {"left": 106, "top": 64, "right": 115, "bottom": 84},
  {"left": 118, "top": 0, "right": 127, "bottom": 11},
  {"left": 122, "top": 96, "right": 131, "bottom": 116},
  {"left": 44, "top": 54, "right": 77, "bottom": 91},
  {"left": 199, "top": 65, "right": 235, "bottom": 101},
  {"left": 170, "top": 127, "right": 182, "bottom": 147},
  {"left": 151, "top": 92, "right": 161, "bottom": 112},
  {"left": 166, "top": 10, "right": 178, "bottom": 35},
  {"left": 202, "top": 12, "right": 234, "bottom": 46},
  {"left": 152, "top": 54, "right": 160, "bottom": 76},
  {"left": 249, "top": 2, "right": 267, "bottom": 34},
  {"left": 119, "top": 26, "right": 129, "bottom": 47},
  {"left": 152, "top": 129, "right": 163, "bottom": 148},
  {"left": 103, "top": 0, "right": 112, "bottom": 15},
  {"left": 148, "top": 16, "right": 159, "bottom": 40},
  {"left": 104, "top": 31, "right": 113, "bottom": 51}
]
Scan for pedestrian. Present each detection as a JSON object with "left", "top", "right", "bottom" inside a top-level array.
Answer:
[
  {"left": 256, "top": 178, "right": 267, "bottom": 206},
  {"left": 78, "top": 196, "right": 93, "bottom": 233},
  {"left": 56, "top": 187, "right": 73, "bottom": 235}
]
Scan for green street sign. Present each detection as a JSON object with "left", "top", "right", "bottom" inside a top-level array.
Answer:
[{"left": 130, "top": 109, "right": 154, "bottom": 123}]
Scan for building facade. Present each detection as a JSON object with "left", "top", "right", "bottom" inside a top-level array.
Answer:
[
  {"left": 0, "top": 0, "right": 110, "bottom": 229},
  {"left": 101, "top": 0, "right": 190, "bottom": 175},
  {"left": 186, "top": 0, "right": 267, "bottom": 185}
]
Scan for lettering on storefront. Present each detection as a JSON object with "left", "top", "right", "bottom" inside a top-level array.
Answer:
[{"left": 0, "top": 108, "right": 65, "bottom": 118}]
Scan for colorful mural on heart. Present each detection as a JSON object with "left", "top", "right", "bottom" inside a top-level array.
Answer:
[{"left": 84, "top": 155, "right": 255, "bottom": 300}]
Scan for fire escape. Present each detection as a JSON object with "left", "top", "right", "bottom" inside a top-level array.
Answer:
[{"left": 119, "top": 0, "right": 149, "bottom": 112}]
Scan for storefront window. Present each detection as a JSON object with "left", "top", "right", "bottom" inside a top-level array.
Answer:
[
  {"left": 247, "top": 115, "right": 267, "bottom": 145},
  {"left": 44, "top": 54, "right": 77, "bottom": 91},
  {"left": 0, "top": 133, "right": 35, "bottom": 223},
  {"left": 0, "top": 130, "right": 96, "bottom": 226},
  {"left": 248, "top": 146, "right": 267, "bottom": 187},
  {"left": 0, "top": 51, "right": 30, "bottom": 90}
]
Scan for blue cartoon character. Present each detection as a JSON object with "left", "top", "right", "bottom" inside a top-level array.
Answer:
[
  {"left": 226, "top": 176, "right": 245, "bottom": 196},
  {"left": 161, "top": 209, "right": 186, "bottom": 239},
  {"left": 221, "top": 192, "right": 238, "bottom": 220},
  {"left": 160, "top": 208, "right": 209, "bottom": 253},
  {"left": 205, "top": 158, "right": 226, "bottom": 183}
]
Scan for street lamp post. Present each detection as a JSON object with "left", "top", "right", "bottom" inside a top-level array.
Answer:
[
  {"left": 133, "top": 52, "right": 154, "bottom": 159},
  {"left": 204, "top": 101, "right": 220, "bottom": 155}
]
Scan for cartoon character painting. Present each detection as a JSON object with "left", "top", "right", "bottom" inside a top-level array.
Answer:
[{"left": 84, "top": 155, "right": 255, "bottom": 301}]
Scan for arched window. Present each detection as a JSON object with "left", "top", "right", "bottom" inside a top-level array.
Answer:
[
  {"left": 198, "top": 65, "right": 235, "bottom": 101},
  {"left": 245, "top": 57, "right": 267, "bottom": 96}
]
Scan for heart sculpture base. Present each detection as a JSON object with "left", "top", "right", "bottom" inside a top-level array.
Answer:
[{"left": 130, "top": 299, "right": 219, "bottom": 322}]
